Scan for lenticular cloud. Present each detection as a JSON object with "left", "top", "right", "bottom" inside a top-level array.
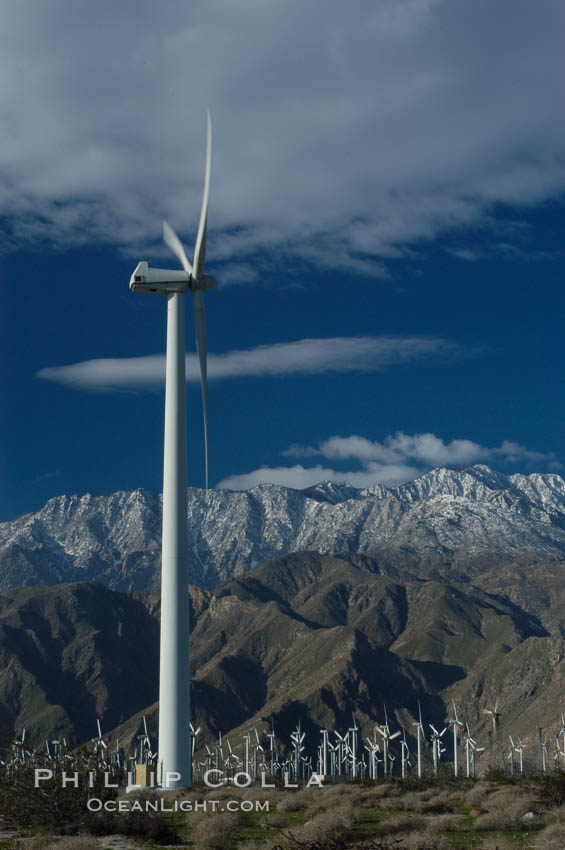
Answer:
[{"left": 36, "top": 335, "right": 461, "bottom": 391}]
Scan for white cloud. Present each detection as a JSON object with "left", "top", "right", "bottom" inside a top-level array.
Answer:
[
  {"left": 218, "top": 431, "right": 557, "bottom": 490},
  {"left": 36, "top": 335, "right": 459, "bottom": 390},
  {"left": 1, "top": 1, "right": 564, "bottom": 271},
  {"left": 216, "top": 461, "right": 421, "bottom": 491},
  {"left": 298, "top": 432, "right": 555, "bottom": 467}
]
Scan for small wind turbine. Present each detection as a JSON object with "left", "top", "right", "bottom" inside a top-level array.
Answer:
[
  {"left": 515, "top": 738, "right": 525, "bottom": 775},
  {"left": 378, "top": 705, "right": 401, "bottom": 777},
  {"left": 243, "top": 732, "right": 252, "bottom": 776},
  {"left": 92, "top": 719, "right": 108, "bottom": 756},
  {"left": 554, "top": 733, "right": 565, "bottom": 771},
  {"left": 539, "top": 728, "right": 548, "bottom": 774},
  {"left": 464, "top": 724, "right": 475, "bottom": 778},
  {"left": 267, "top": 721, "right": 277, "bottom": 775},
  {"left": 334, "top": 730, "right": 348, "bottom": 777},
  {"left": 482, "top": 697, "right": 502, "bottom": 764},
  {"left": 413, "top": 703, "right": 425, "bottom": 779},
  {"left": 130, "top": 113, "right": 216, "bottom": 788},
  {"left": 349, "top": 714, "right": 359, "bottom": 778},
  {"left": 189, "top": 722, "right": 201, "bottom": 758},
  {"left": 364, "top": 731, "right": 381, "bottom": 780},
  {"left": 429, "top": 724, "right": 447, "bottom": 776},
  {"left": 291, "top": 723, "right": 306, "bottom": 779},
  {"left": 449, "top": 701, "right": 463, "bottom": 777},
  {"left": 558, "top": 713, "right": 565, "bottom": 769},
  {"left": 319, "top": 728, "right": 330, "bottom": 777},
  {"left": 400, "top": 729, "right": 411, "bottom": 779},
  {"left": 508, "top": 735, "right": 516, "bottom": 777}
]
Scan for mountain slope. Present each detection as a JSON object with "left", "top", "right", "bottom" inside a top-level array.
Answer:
[
  {"left": 0, "top": 551, "right": 561, "bottom": 762},
  {"left": 2, "top": 465, "right": 565, "bottom": 591}
]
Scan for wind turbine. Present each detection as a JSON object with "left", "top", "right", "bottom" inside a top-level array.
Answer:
[
  {"left": 539, "top": 728, "right": 548, "bottom": 774},
  {"left": 400, "top": 729, "right": 411, "bottom": 779},
  {"left": 429, "top": 724, "right": 447, "bottom": 777},
  {"left": 349, "top": 714, "right": 359, "bottom": 779},
  {"left": 558, "top": 713, "right": 565, "bottom": 769},
  {"left": 92, "top": 718, "right": 108, "bottom": 756},
  {"left": 449, "top": 701, "right": 463, "bottom": 777},
  {"left": 413, "top": 702, "right": 425, "bottom": 779},
  {"left": 482, "top": 697, "right": 501, "bottom": 764},
  {"left": 377, "top": 706, "right": 401, "bottom": 776},
  {"left": 515, "top": 738, "right": 525, "bottom": 775},
  {"left": 508, "top": 735, "right": 516, "bottom": 777},
  {"left": 464, "top": 724, "right": 475, "bottom": 778},
  {"left": 129, "top": 113, "right": 216, "bottom": 788},
  {"left": 319, "top": 728, "right": 329, "bottom": 777}
]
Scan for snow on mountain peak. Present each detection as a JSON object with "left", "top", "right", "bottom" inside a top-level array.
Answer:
[{"left": 1, "top": 465, "right": 565, "bottom": 591}]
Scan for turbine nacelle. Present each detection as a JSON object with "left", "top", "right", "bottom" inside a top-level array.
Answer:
[{"left": 129, "top": 261, "right": 189, "bottom": 294}]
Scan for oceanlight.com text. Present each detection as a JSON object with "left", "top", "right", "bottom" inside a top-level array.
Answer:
[{"left": 86, "top": 798, "right": 269, "bottom": 813}]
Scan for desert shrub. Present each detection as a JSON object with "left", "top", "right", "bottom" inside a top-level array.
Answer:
[
  {"left": 293, "top": 804, "right": 355, "bottom": 844},
  {"left": 371, "top": 782, "right": 398, "bottom": 798},
  {"left": 482, "top": 784, "right": 535, "bottom": 813},
  {"left": 394, "top": 790, "right": 433, "bottom": 810},
  {"left": 369, "top": 792, "right": 411, "bottom": 809},
  {"left": 545, "top": 804, "right": 565, "bottom": 823},
  {"left": 278, "top": 792, "right": 307, "bottom": 812},
  {"left": 0, "top": 766, "right": 116, "bottom": 834},
  {"left": 472, "top": 792, "right": 536, "bottom": 833},
  {"left": 422, "top": 813, "right": 461, "bottom": 833},
  {"left": 396, "top": 773, "right": 473, "bottom": 794},
  {"left": 419, "top": 794, "right": 454, "bottom": 814},
  {"left": 276, "top": 831, "right": 444, "bottom": 850},
  {"left": 86, "top": 801, "right": 181, "bottom": 843},
  {"left": 352, "top": 782, "right": 396, "bottom": 802},
  {"left": 483, "top": 765, "right": 510, "bottom": 783},
  {"left": 535, "top": 821, "right": 565, "bottom": 849},
  {"left": 203, "top": 784, "right": 236, "bottom": 801},
  {"left": 462, "top": 779, "right": 493, "bottom": 807},
  {"left": 0, "top": 773, "right": 178, "bottom": 843},
  {"left": 400, "top": 831, "right": 451, "bottom": 850},
  {"left": 190, "top": 810, "right": 242, "bottom": 849},
  {"left": 263, "top": 811, "right": 289, "bottom": 829},
  {"left": 237, "top": 842, "right": 283, "bottom": 850},
  {"left": 536, "top": 770, "right": 565, "bottom": 807},
  {"left": 472, "top": 838, "right": 516, "bottom": 850},
  {"left": 354, "top": 789, "right": 395, "bottom": 809},
  {"left": 376, "top": 813, "right": 427, "bottom": 836},
  {"left": 42, "top": 837, "right": 100, "bottom": 850}
]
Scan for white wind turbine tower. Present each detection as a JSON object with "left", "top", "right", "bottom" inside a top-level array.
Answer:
[
  {"left": 378, "top": 706, "right": 401, "bottom": 777},
  {"left": 429, "top": 723, "right": 447, "bottom": 776},
  {"left": 349, "top": 714, "right": 359, "bottom": 779},
  {"left": 129, "top": 113, "right": 216, "bottom": 788},
  {"left": 515, "top": 737, "right": 525, "bottom": 775},
  {"left": 558, "top": 713, "right": 565, "bottom": 769},
  {"left": 482, "top": 697, "right": 501, "bottom": 764},
  {"left": 449, "top": 701, "right": 463, "bottom": 777},
  {"left": 413, "top": 702, "right": 425, "bottom": 779},
  {"left": 400, "top": 729, "right": 411, "bottom": 779},
  {"left": 508, "top": 735, "right": 516, "bottom": 777}
]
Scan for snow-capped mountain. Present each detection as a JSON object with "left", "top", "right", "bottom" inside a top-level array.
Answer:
[{"left": 2, "top": 464, "right": 565, "bottom": 591}]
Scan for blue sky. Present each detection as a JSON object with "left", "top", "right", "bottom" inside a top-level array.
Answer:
[{"left": 1, "top": 0, "right": 564, "bottom": 521}]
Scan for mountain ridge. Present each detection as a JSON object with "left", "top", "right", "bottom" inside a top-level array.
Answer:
[
  {"left": 0, "top": 549, "right": 562, "bottom": 764},
  {"left": 2, "top": 464, "right": 565, "bottom": 592}
]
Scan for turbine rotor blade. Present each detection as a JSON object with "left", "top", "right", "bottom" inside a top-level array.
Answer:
[
  {"left": 193, "top": 111, "right": 212, "bottom": 280},
  {"left": 163, "top": 220, "right": 192, "bottom": 274},
  {"left": 192, "top": 289, "right": 209, "bottom": 489}
]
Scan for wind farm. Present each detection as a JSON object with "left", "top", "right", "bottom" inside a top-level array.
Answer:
[{"left": 7, "top": 703, "right": 565, "bottom": 783}]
